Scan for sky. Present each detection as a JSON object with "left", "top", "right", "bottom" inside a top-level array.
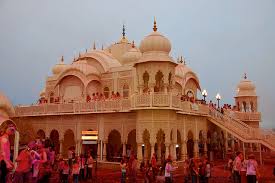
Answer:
[{"left": 0, "top": 0, "right": 274, "bottom": 128}]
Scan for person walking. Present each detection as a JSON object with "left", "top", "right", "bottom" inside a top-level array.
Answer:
[
  {"left": 232, "top": 151, "right": 243, "bottom": 183},
  {"left": 164, "top": 158, "right": 173, "bottom": 183},
  {"left": 246, "top": 154, "right": 258, "bottom": 183},
  {"left": 120, "top": 158, "right": 127, "bottom": 183},
  {"left": 86, "top": 154, "right": 94, "bottom": 180},
  {"left": 72, "top": 157, "right": 80, "bottom": 183}
]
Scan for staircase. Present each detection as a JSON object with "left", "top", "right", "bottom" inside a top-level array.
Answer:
[{"left": 207, "top": 108, "right": 275, "bottom": 151}]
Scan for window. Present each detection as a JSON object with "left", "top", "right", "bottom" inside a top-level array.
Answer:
[
  {"left": 154, "top": 70, "right": 164, "bottom": 92},
  {"left": 123, "top": 84, "right": 129, "bottom": 98}
]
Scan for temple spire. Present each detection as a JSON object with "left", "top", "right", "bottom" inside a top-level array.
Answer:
[
  {"left": 122, "top": 24, "right": 126, "bottom": 38},
  {"left": 101, "top": 44, "right": 104, "bottom": 50},
  {"left": 61, "top": 56, "right": 64, "bottom": 63},
  {"left": 244, "top": 73, "right": 247, "bottom": 79},
  {"left": 131, "top": 40, "right": 135, "bottom": 48},
  {"left": 93, "top": 41, "right": 96, "bottom": 50},
  {"left": 153, "top": 17, "right": 157, "bottom": 32}
]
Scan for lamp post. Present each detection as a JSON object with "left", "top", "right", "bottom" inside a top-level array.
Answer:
[
  {"left": 216, "top": 93, "right": 221, "bottom": 108},
  {"left": 202, "top": 89, "right": 207, "bottom": 102}
]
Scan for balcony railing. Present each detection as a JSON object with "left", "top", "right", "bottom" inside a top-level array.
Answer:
[
  {"left": 233, "top": 111, "right": 261, "bottom": 121},
  {"left": 14, "top": 93, "right": 208, "bottom": 117}
]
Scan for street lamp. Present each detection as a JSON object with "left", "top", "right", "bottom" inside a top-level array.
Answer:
[
  {"left": 216, "top": 93, "right": 221, "bottom": 108},
  {"left": 202, "top": 89, "right": 208, "bottom": 102}
]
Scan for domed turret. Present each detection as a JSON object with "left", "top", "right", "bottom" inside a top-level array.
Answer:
[
  {"left": 52, "top": 56, "right": 67, "bottom": 75},
  {"left": 122, "top": 41, "right": 142, "bottom": 65},
  {"left": 139, "top": 18, "right": 171, "bottom": 54},
  {"left": 0, "top": 91, "right": 15, "bottom": 117},
  {"left": 237, "top": 73, "right": 256, "bottom": 97}
]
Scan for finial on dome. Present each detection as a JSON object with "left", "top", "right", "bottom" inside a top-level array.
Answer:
[
  {"left": 61, "top": 56, "right": 64, "bottom": 63},
  {"left": 131, "top": 40, "right": 135, "bottom": 48},
  {"left": 244, "top": 73, "right": 247, "bottom": 79},
  {"left": 153, "top": 17, "right": 157, "bottom": 32},
  {"left": 122, "top": 24, "right": 126, "bottom": 38},
  {"left": 93, "top": 41, "right": 96, "bottom": 50}
]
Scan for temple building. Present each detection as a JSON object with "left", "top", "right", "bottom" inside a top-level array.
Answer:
[{"left": 2, "top": 19, "right": 274, "bottom": 164}]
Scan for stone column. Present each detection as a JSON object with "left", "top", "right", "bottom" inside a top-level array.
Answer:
[
  {"left": 249, "top": 143, "right": 253, "bottom": 152},
  {"left": 171, "top": 143, "right": 177, "bottom": 160},
  {"left": 194, "top": 140, "right": 199, "bottom": 158},
  {"left": 97, "top": 142, "right": 101, "bottom": 160},
  {"left": 157, "top": 144, "right": 161, "bottom": 162},
  {"left": 137, "top": 143, "right": 143, "bottom": 162},
  {"left": 204, "top": 141, "right": 208, "bottom": 156},
  {"left": 150, "top": 144, "right": 155, "bottom": 160},
  {"left": 122, "top": 143, "right": 126, "bottom": 157},
  {"left": 103, "top": 141, "right": 107, "bottom": 161},
  {"left": 60, "top": 139, "right": 64, "bottom": 155},
  {"left": 182, "top": 141, "right": 187, "bottom": 160},
  {"left": 165, "top": 143, "right": 170, "bottom": 159}
]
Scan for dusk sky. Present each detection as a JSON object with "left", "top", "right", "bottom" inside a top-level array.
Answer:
[{"left": 0, "top": 0, "right": 274, "bottom": 128}]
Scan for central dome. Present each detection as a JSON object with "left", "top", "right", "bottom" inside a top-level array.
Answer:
[
  {"left": 236, "top": 74, "right": 256, "bottom": 96},
  {"left": 139, "top": 19, "right": 171, "bottom": 54}
]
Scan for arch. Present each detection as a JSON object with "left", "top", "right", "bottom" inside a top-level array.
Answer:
[
  {"left": 86, "top": 80, "right": 102, "bottom": 96},
  {"left": 63, "top": 129, "right": 75, "bottom": 157},
  {"left": 56, "top": 68, "right": 86, "bottom": 87},
  {"left": 175, "top": 82, "right": 182, "bottom": 95},
  {"left": 187, "top": 130, "right": 194, "bottom": 158},
  {"left": 123, "top": 84, "right": 129, "bottom": 98},
  {"left": 58, "top": 75, "right": 84, "bottom": 103},
  {"left": 250, "top": 101, "right": 254, "bottom": 112},
  {"left": 37, "top": 129, "right": 46, "bottom": 140},
  {"left": 127, "top": 129, "right": 137, "bottom": 156},
  {"left": 154, "top": 70, "right": 164, "bottom": 92},
  {"left": 50, "top": 129, "right": 60, "bottom": 154},
  {"left": 143, "top": 71, "right": 149, "bottom": 92},
  {"left": 198, "top": 130, "right": 205, "bottom": 157},
  {"left": 107, "top": 129, "right": 122, "bottom": 161},
  {"left": 243, "top": 101, "right": 247, "bottom": 112}
]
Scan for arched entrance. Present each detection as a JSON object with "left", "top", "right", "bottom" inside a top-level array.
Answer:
[
  {"left": 50, "top": 129, "right": 60, "bottom": 154},
  {"left": 199, "top": 130, "right": 205, "bottom": 157},
  {"left": 142, "top": 129, "right": 151, "bottom": 161},
  {"left": 127, "top": 129, "right": 137, "bottom": 157},
  {"left": 37, "top": 129, "right": 46, "bottom": 140},
  {"left": 107, "top": 130, "right": 121, "bottom": 162},
  {"left": 156, "top": 129, "right": 165, "bottom": 162},
  {"left": 63, "top": 129, "right": 75, "bottom": 157},
  {"left": 187, "top": 130, "right": 194, "bottom": 158}
]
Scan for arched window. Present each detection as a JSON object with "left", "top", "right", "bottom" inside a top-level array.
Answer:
[
  {"left": 168, "top": 72, "right": 172, "bottom": 86},
  {"left": 154, "top": 70, "right": 164, "bottom": 92},
  {"left": 250, "top": 101, "right": 254, "bottom": 112},
  {"left": 104, "top": 87, "right": 109, "bottom": 99},
  {"left": 243, "top": 101, "right": 247, "bottom": 112},
  {"left": 123, "top": 84, "right": 129, "bottom": 98},
  {"left": 143, "top": 71, "right": 149, "bottom": 93}
]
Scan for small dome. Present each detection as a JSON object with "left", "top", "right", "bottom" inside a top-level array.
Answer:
[
  {"left": 52, "top": 56, "right": 67, "bottom": 75},
  {"left": 40, "top": 88, "right": 46, "bottom": 97},
  {"left": 139, "top": 18, "right": 171, "bottom": 54},
  {"left": 237, "top": 74, "right": 256, "bottom": 96},
  {"left": 122, "top": 42, "right": 142, "bottom": 65},
  {"left": 0, "top": 91, "right": 15, "bottom": 117},
  {"left": 139, "top": 31, "right": 171, "bottom": 53}
]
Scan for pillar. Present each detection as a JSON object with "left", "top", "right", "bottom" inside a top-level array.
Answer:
[
  {"left": 165, "top": 143, "right": 170, "bottom": 159},
  {"left": 259, "top": 143, "right": 262, "bottom": 165},
  {"left": 249, "top": 143, "right": 253, "bottom": 152},
  {"left": 103, "top": 141, "right": 107, "bottom": 161},
  {"left": 97, "top": 142, "right": 101, "bottom": 160},
  {"left": 182, "top": 141, "right": 187, "bottom": 160},
  {"left": 242, "top": 142, "right": 245, "bottom": 159},
  {"left": 194, "top": 140, "right": 199, "bottom": 158},
  {"left": 150, "top": 144, "right": 155, "bottom": 159},
  {"left": 75, "top": 140, "right": 81, "bottom": 156},
  {"left": 157, "top": 144, "right": 161, "bottom": 162},
  {"left": 122, "top": 143, "right": 126, "bottom": 157},
  {"left": 171, "top": 143, "right": 177, "bottom": 160},
  {"left": 60, "top": 139, "right": 64, "bottom": 155},
  {"left": 137, "top": 143, "right": 143, "bottom": 162},
  {"left": 204, "top": 141, "right": 208, "bottom": 156}
]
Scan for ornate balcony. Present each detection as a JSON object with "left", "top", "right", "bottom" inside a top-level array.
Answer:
[
  {"left": 14, "top": 93, "right": 208, "bottom": 117},
  {"left": 233, "top": 111, "right": 261, "bottom": 121}
]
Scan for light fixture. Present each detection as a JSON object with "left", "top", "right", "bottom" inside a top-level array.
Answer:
[
  {"left": 202, "top": 89, "right": 208, "bottom": 102},
  {"left": 216, "top": 93, "right": 221, "bottom": 108}
]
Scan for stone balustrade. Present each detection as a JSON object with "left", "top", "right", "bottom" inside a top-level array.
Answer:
[
  {"left": 233, "top": 111, "right": 261, "bottom": 121},
  {"left": 14, "top": 93, "right": 208, "bottom": 117}
]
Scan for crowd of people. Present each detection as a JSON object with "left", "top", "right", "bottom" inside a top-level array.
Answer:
[
  {"left": 0, "top": 126, "right": 95, "bottom": 183},
  {"left": 228, "top": 151, "right": 259, "bottom": 183}
]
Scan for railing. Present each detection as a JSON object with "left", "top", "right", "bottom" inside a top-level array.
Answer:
[
  {"left": 233, "top": 111, "right": 261, "bottom": 121},
  {"left": 14, "top": 99, "right": 131, "bottom": 116},
  {"left": 209, "top": 108, "right": 275, "bottom": 151}
]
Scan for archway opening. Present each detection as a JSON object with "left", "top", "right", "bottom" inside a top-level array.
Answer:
[
  {"left": 156, "top": 129, "right": 165, "bottom": 162},
  {"left": 127, "top": 129, "right": 137, "bottom": 157},
  {"left": 50, "top": 129, "right": 60, "bottom": 154},
  {"left": 187, "top": 130, "right": 194, "bottom": 158},
  {"left": 142, "top": 129, "right": 151, "bottom": 161},
  {"left": 107, "top": 130, "right": 122, "bottom": 162},
  {"left": 63, "top": 129, "right": 75, "bottom": 158}
]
